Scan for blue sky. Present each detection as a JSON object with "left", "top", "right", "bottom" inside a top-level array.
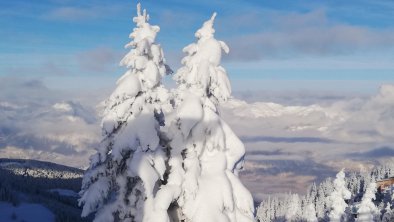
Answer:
[{"left": 1, "top": 0, "right": 394, "bottom": 92}]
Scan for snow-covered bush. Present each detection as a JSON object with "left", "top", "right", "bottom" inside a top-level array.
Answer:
[{"left": 79, "top": 4, "right": 171, "bottom": 221}]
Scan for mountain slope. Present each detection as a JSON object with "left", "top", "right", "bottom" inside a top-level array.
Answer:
[{"left": 0, "top": 158, "right": 91, "bottom": 222}]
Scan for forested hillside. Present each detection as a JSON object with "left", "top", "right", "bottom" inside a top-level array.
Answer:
[
  {"left": 257, "top": 161, "right": 394, "bottom": 222},
  {"left": 0, "top": 158, "right": 91, "bottom": 222},
  {"left": 1, "top": 158, "right": 394, "bottom": 222}
]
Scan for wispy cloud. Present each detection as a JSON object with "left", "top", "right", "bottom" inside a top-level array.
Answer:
[
  {"left": 221, "top": 85, "right": 394, "bottom": 197},
  {"left": 347, "top": 146, "right": 394, "bottom": 159},
  {"left": 224, "top": 9, "right": 394, "bottom": 60},
  {"left": 1, "top": 77, "right": 393, "bottom": 197},
  {"left": 76, "top": 47, "right": 121, "bottom": 73},
  {"left": 6, "top": 61, "right": 69, "bottom": 76},
  {"left": 42, "top": 5, "right": 124, "bottom": 21},
  {"left": 0, "top": 77, "right": 101, "bottom": 168},
  {"left": 1, "top": 47, "right": 122, "bottom": 78},
  {"left": 240, "top": 136, "right": 334, "bottom": 144}
]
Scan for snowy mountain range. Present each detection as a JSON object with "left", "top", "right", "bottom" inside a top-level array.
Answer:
[
  {"left": 51, "top": 101, "right": 97, "bottom": 124},
  {"left": 0, "top": 93, "right": 99, "bottom": 168},
  {"left": 1, "top": 78, "right": 394, "bottom": 200}
]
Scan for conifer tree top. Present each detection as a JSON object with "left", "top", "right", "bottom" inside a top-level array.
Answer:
[
  {"left": 175, "top": 12, "right": 231, "bottom": 103},
  {"left": 195, "top": 12, "right": 217, "bottom": 40},
  {"left": 133, "top": 3, "right": 149, "bottom": 25},
  {"left": 125, "top": 3, "right": 160, "bottom": 49}
]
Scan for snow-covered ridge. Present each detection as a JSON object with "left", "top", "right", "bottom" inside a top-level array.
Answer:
[
  {"left": 0, "top": 158, "right": 83, "bottom": 179},
  {"left": 223, "top": 98, "right": 339, "bottom": 119},
  {"left": 222, "top": 85, "right": 394, "bottom": 140},
  {"left": 221, "top": 98, "right": 344, "bottom": 134},
  {"left": 52, "top": 101, "right": 97, "bottom": 124}
]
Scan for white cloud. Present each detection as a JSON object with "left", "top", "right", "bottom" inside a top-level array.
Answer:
[
  {"left": 1, "top": 77, "right": 393, "bottom": 198},
  {"left": 43, "top": 5, "right": 124, "bottom": 21},
  {"left": 76, "top": 47, "right": 121, "bottom": 73},
  {"left": 220, "top": 85, "right": 394, "bottom": 198},
  {"left": 224, "top": 9, "right": 394, "bottom": 60},
  {"left": 0, "top": 77, "right": 102, "bottom": 169},
  {"left": 223, "top": 84, "right": 394, "bottom": 143}
]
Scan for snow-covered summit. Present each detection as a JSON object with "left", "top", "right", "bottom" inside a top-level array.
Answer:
[
  {"left": 52, "top": 101, "right": 96, "bottom": 124},
  {"left": 223, "top": 98, "right": 336, "bottom": 118}
]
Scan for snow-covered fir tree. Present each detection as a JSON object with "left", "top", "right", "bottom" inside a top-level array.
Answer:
[
  {"left": 328, "top": 169, "right": 351, "bottom": 222},
  {"left": 314, "top": 182, "right": 328, "bottom": 220},
  {"left": 156, "top": 12, "right": 255, "bottom": 222},
  {"left": 303, "top": 200, "right": 318, "bottom": 222},
  {"left": 356, "top": 182, "right": 379, "bottom": 222},
  {"left": 285, "top": 194, "right": 301, "bottom": 221},
  {"left": 79, "top": 4, "right": 171, "bottom": 222}
]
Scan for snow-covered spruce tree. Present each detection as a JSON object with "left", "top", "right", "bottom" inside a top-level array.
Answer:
[
  {"left": 256, "top": 196, "right": 276, "bottom": 222},
  {"left": 356, "top": 182, "right": 379, "bottom": 222},
  {"left": 153, "top": 13, "right": 255, "bottom": 222},
  {"left": 303, "top": 202, "right": 318, "bottom": 222},
  {"left": 328, "top": 169, "right": 351, "bottom": 222},
  {"left": 79, "top": 4, "right": 171, "bottom": 222},
  {"left": 285, "top": 194, "right": 301, "bottom": 221}
]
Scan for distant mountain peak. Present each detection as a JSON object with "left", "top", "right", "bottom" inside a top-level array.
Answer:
[{"left": 52, "top": 101, "right": 97, "bottom": 124}]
